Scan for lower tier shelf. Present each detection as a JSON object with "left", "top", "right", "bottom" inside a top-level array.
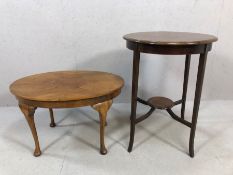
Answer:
[
  {"left": 136, "top": 97, "right": 191, "bottom": 127},
  {"left": 147, "top": 96, "right": 174, "bottom": 109}
]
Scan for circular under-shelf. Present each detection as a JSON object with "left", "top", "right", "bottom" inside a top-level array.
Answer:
[{"left": 147, "top": 96, "right": 174, "bottom": 109}]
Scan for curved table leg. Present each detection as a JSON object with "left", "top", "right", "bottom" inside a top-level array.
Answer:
[
  {"left": 19, "top": 104, "right": 41, "bottom": 157},
  {"left": 49, "top": 108, "right": 56, "bottom": 127},
  {"left": 189, "top": 47, "right": 208, "bottom": 157},
  {"left": 128, "top": 49, "right": 140, "bottom": 152},
  {"left": 92, "top": 100, "right": 112, "bottom": 155}
]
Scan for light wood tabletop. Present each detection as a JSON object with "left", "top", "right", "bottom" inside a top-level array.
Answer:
[
  {"left": 10, "top": 71, "right": 124, "bottom": 104},
  {"left": 10, "top": 70, "right": 124, "bottom": 156}
]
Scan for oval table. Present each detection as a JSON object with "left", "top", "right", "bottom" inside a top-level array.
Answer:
[
  {"left": 123, "top": 31, "right": 218, "bottom": 157},
  {"left": 10, "top": 71, "right": 124, "bottom": 156}
]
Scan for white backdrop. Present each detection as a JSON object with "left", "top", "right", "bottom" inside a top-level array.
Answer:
[{"left": 0, "top": 0, "right": 233, "bottom": 106}]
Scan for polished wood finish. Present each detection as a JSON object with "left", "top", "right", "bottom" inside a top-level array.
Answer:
[
  {"left": 19, "top": 104, "right": 41, "bottom": 157},
  {"left": 10, "top": 71, "right": 123, "bottom": 107},
  {"left": 148, "top": 97, "right": 174, "bottom": 109},
  {"left": 124, "top": 32, "right": 217, "bottom": 55},
  {"left": 124, "top": 31, "right": 217, "bottom": 45},
  {"left": 124, "top": 31, "right": 217, "bottom": 157},
  {"left": 10, "top": 71, "right": 124, "bottom": 156},
  {"left": 92, "top": 100, "right": 112, "bottom": 155},
  {"left": 126, "top": 41, "right": 213, "bottom": 55}
]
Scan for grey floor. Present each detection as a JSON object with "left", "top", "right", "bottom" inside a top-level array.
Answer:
[{"left": 0, "top": 101, "right": 233, "bottom": 175}]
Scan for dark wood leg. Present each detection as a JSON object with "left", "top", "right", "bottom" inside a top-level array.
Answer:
[
  {"left": 92, "top": 100, "right": 112, "bottom": 155},
  {"left": 181, "top": 54, "right": 191, "bottom": 119},
  {"left": 189, "top": 47, "right": 208, "bottom": 157},
  {"left": 49, "top": 108, "right": 56, "bottom": 127},
  {"left": 128, "top": 49, "right": 140, "bottom": 152},
  {"left": 19, "top": 104, "right": 41, "bottom": 157}
]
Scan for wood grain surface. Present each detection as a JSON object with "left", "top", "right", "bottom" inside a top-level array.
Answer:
[
  {"left": 123, "top": 31, "right": 217, "bottom": 45},
  {"left": 10, "top": 71, "right": 124, "bottom": 102}
]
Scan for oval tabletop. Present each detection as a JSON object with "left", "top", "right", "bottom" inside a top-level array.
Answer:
[
  {"left": 123, "top": 31, "right": 218, "bottom": 45},
  {"left": 10, "top": 71, "right": 124, "bottom": 102}
]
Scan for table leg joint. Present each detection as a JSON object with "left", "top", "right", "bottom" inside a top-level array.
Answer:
[
  {"left": 166, "top": 109, "right": 192, "bottom": 128},
  {"left": 174, "top": 99, "right": 183, "bottom": 105},
  {"left": 135, "top": 107, "right": 155, "bottom": 124}
]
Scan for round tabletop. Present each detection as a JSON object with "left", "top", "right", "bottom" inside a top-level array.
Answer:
[
  {"left": 10, "top": 71, "right": 124, "bottom": 107},
  {"left": 123, "top": 31, "right": 218, "bottom": 45}
]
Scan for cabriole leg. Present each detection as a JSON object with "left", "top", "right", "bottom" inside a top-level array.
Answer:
[
  {"left": 92, "top": 100, "right": 112, "bottom": 155},
  {"left": 19, "top": 104, "right": 41, "bottom": 157}
]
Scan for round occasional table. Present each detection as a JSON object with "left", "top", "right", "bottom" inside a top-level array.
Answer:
[
  {"left": 123, "top": 31, "right": 218, "bottom": 157},
  {"left": 10, "top": 71, "right": 124, "bottom": 156}
]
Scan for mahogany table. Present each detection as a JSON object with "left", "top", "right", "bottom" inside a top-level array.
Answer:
[
  {"left": 123, "top": 31, "right": 217, "bottom": 157},
  {"left": 10, "top": 71, "right": 124, "bottom": 156}
]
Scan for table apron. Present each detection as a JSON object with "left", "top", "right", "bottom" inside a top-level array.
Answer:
[
  {"left": 126, "top": 41, "right": 212, "bottom": 55},
  {"left": 15, "top": 90, "right": 121, "bottom": 108}
]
